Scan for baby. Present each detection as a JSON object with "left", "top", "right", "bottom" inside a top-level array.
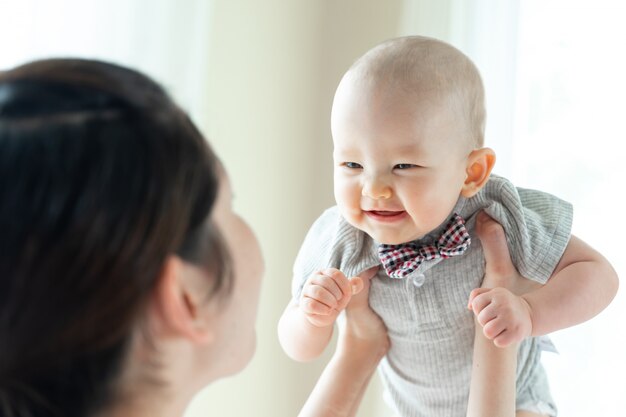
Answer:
[{"left": 278, "top": 36, "right": 618, "bottom": 417}]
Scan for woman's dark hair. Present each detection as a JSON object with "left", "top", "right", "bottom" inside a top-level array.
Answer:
[{"left": 0, "top": 58, "right": 232, "bottom": 417}]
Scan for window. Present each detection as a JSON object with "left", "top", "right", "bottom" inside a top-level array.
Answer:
[{"left": 513, "top": 2, "right": 625, "bottom": 415}]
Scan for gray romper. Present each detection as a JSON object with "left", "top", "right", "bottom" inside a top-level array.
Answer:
[{"left": 292, "top": 175, "right": 572, "bottom": 417}]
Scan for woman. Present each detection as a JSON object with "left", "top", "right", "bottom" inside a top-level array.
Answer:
[
  {"left": 0, "top": 58, "right": 392, "bottom": 417},
  {"left": 0, "top": 58, "right": 521, "bottom": 417}
]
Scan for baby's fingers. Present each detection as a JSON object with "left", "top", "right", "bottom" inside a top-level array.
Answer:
[
  {"left": 493, "top": 329, "right": 519, "bottom": 348},
  {"left": 323, "top": 268, "right": 353, "bottom": 300},
  {"left": 482, "top": 317, "right": 506, "bottom": 340},
  {"left": 476, "top": 304, "right": 499, "bottom": 327},
  {"left": 300, "top": 296, "right": 334, "bottom": 315},
  {"left": 309, "top": 270, "right": 345, "bottom": 301},
  {"left": 467, "top": 288, "right": 491, "bottom": 311},
  {"left": 302, "top": 281, "right": 339, "bottom": 308}
]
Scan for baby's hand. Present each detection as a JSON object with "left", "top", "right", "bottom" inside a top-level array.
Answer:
[
  {"left": 468, "top": 287, "right": 533, "bottom": 347},
  {"left": 299, "top": 268, "right": 363, "bottom": 327}
]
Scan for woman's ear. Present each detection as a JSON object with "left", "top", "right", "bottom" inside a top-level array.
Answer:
[
  {"left": 151, "top": 256, "right": 215, "bottom": 345},
  {"left": 461, "top": 148, "right": 496, "bottom": 198}
]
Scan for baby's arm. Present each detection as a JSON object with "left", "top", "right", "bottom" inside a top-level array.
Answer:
[
  {"left": 520, "top": 234, "right": 618, "bottom": 336},
  {"left": 469, "top": 213, "right": 619, "bottom": 346},
  {"left": 298, "top": 269, "right": 388, "bottom": 417},
  {"left": 278, "top": 268, "right": 367, "bottom": 362}
]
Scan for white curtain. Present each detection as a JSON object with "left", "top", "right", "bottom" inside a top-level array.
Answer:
[
  {"left": 513, "top": 2, "right": 625, "bottom": 416},
  {"left": 0, "top": 0, "right": 213, "bottom": 132},
  {"left": 399, "top": 0, "right": 521, "bottom": 176},
  {"left": 400, "top": 1, "right": 626, "bottom": 416}
]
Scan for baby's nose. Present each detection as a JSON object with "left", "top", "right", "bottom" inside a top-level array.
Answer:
[{"left": 362, "top": 177, "right": 392, "bottom": 199}]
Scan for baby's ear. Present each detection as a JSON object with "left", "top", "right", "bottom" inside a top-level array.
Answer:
[{"left": 461, "top": 148, "right": 496, "bottom": 198}]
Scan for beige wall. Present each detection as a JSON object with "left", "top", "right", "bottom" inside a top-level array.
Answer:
[
  {"left": 188, "top": 1, "right": 409, "bottom": 416},
  {"left": 0, "top": 0, "right": 430, "bottom": 415},
  {"left": 0, "top": 1, "right": 458, "bottom": 415}
]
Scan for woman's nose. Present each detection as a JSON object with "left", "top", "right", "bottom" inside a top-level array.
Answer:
[{"left": 362, "top": 176, "right": 392, "bottom": 200}]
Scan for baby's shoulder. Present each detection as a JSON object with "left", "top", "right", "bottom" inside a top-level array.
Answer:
[
  {"left": 478, "top": 174, "right": 569, "bottom": 211},
  {"left": 308, "top": 206, "right": 357, "bottom": 241},
  {"left": 467, "top": 174, "right": 573, "bottom": 284},
  {"left": 480, "top": 174, "right": 517, "bottom": 200},
  {"left": 302, "top": 206, "right": 378, "bottom": 277}
]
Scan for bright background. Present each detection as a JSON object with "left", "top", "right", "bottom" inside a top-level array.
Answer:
[{"left": 1, "top": 1, "right": 624, "bottom": 416}]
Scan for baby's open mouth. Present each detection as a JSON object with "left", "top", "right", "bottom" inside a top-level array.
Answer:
[
  {"left": 365, "top": 210, "right": 407, "bottom": 222},
  {"left": 369, "top": 210, "right": 403, "bottom": 216}
]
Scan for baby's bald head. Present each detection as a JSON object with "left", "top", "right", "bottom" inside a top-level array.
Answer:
[{"left": 344, "top": 36, "right": 486, "bottom": 150}]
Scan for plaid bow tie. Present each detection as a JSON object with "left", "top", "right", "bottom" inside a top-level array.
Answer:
[{"left": 378, "top": 213, "right": 471, "bottom": 279}]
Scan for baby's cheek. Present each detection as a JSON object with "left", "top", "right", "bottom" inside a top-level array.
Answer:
[
  {"left": 335, "top": 188, "right": 359, "bottom": 214},
  {"left": 334, "top": 179, "right": 355, "bottom": 198}
]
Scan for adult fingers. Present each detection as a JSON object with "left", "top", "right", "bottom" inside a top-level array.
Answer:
[
  {"left": 347, "top": 276, "right": 372, "bottom": 310},
  {"left": 345, "top": 267, "right": 379, "bottom": 310},
  {"left": 359, "top": 266, "right": 380, "bottom": 281},
  {"left": 475, "top": 211, "right": 516, "bottom": 284},
  {"left": 350, "top": 266, "right": 378, "bottom": 296},
  {"left": 350, "top": 276, "right": 364, "bottom": 295}
]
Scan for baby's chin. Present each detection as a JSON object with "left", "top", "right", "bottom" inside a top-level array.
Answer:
[
  {"left": 367, "top": 230, "right": 426, "bottom": 245},
  {"left": 339, "top": 208, "right": 426, "bottom": 244}
]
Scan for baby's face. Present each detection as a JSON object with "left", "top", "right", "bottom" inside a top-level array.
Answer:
[{"left": 331, "top": 75, "right": 470, "bottom": 244}]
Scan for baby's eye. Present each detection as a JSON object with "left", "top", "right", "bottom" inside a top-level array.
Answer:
[
  {"left": 394, "top": 163, "right": 418, "bottom": 170},
  {"left": 343, "top": 162, "right": 363, "bottom": 169}
]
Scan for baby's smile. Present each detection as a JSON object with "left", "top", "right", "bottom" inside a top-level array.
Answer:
[{"left": 364, "top": 210, "right": 408, "bottom": 223}]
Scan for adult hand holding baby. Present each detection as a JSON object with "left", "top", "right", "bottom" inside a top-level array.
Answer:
[
  {"left": 468, "top": 211, "right": 540, "bottom": 348},
  {"left": 299, "top": 266, "right": 389, "bottom": 417},
  {"left": 340, "top": 266, "right": 388, "bottom": 351}
]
